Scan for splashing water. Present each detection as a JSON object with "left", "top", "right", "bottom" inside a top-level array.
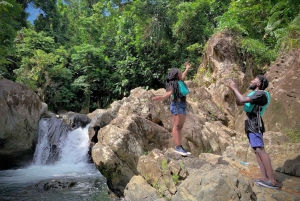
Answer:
[
  {"left": 33, "top": 118, "right": 91, "bottom": 166},
  {"left": 0, "top": 118, "right": 113, "bottom": 201}
]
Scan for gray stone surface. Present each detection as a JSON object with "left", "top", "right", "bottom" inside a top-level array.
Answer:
[{"left": 0, "top": 79, "right": 44, "bottom": 169}]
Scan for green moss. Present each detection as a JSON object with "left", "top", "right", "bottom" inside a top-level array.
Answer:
[
  {"left": 172, "top": 174, "right": 179, "bottom": 185},
  {"left": 161, "top": 159, "right": 168, "bottom": 173},
  {"left": 286, "top": 129, "right": 300, "bottom": 143},
  {"left": 179, "top": 161, "right": 185, "bottom": 169}
]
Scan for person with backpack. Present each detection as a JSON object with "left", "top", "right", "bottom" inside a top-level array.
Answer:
[
  {"left": 229, "top": 75, "right": 279, "bottom": 189},
  {"left": 152, "top": 62, "right": 192, "bottom": 156}
]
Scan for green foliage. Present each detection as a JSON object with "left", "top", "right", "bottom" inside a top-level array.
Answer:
[
  {"left": 217, "top": 0, "right": 271, "bottom": 38},
  {"left": 179, "top": 161, "right": 185, "bottom": 169},
  {"left": 15, "top": 28, "right": 56, "bottom": 56},
  {"left": 240, "top": 38, "right": 277, "bottom": 65},
  {"left": 172, "top": 0, "right": 213, "bottom": 45},
  {"left": 4, "top": 0, "right": 298, "bottom": 114},
  {"left": 0, "top": 0, "right": 23, "bottom": 79},
  {"left": 161, "top": 159, "right": 168, "bottom": 173},
  {"left": 172, "top": 174, "right": 179, "bottom": 185},
  {"left": 217, "top": 0, "right": 300, "bottom": 67},
  {"left": 264, "top": 1, "right": 300, "bottom": 43},
  {"left": 286, "top": 129, "right": 300, "bottom": 143},
  {"left": 14, "top": 28, "right": 76, "bottom": 112},
  {"left": 32, "top": 0, "right": 68, "bottom": 44},
  {"left": 14, "top": 28, "right": 56, "bottom": 90},
  {"left": 275, "top": 15, "right": 300, "bottom": 51},
  {"left": 71, "top": 44, "right": 106, "bottom": 111}
]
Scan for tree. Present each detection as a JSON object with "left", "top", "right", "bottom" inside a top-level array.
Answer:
[
  {"left": 0, "top": 0, "right": 23, "bottom": 79},
  {"left": 14, "top": 28, "right": 71, "bottom": 110},
  {"left": 10, "top": 0, "right": 298, "bottom": 113},
  {"left": 71, "top": 44, "right": 106, "bottom": 111},
  {"left": 264, "top": 0, "right": 300, "bottom": 51},
  {"left": 32, "top": 0, "right": 69, "bottom": 45}
]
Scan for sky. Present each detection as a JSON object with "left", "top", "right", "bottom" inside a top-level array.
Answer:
[{"left": 25, "top": 2, "right": 44, "bottom": 24}]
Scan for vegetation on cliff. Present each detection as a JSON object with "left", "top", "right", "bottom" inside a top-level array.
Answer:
[{"left": 0, "top": 0, "right": 299, "bottom": 112}]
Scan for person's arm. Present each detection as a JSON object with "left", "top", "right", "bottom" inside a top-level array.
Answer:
[
  {"left": 181, "top": 62, "right": 191, "bottom": 80},
  {"left": 229, "top": 81, "right": 251, "bottom": 105},
  {"left": 152, "top": 90, "right": 173, "bottom": 101}
]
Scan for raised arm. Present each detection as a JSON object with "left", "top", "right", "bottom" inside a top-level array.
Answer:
[
  {"left": 181, "top": 62, "right": 192, "bottom": 80},
  {"left": 152, "top": 89, "right": 173, "bottom": 101},
  {"left": 229, "top": 81, "right": 251, "bottom": 105}
]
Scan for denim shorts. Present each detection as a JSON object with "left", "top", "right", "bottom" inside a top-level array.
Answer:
[
  {"left": 247, "top": 133, "right": 264, "bottom": 148},
  {"left": 170, "top": 101, "right": 186, "bottom": 115}
]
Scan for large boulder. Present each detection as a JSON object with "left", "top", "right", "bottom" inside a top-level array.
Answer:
[
  {"left": 92, "top": 114, "right": 172, "bottom": 197},
  {"left": 173, "top": 153, "right": 300, "bottom": 201},
  {"left": 90, "top": 86, "right": 241, "bottom": 197},
  {"left": 0, "top": 79, "right": 46, "bottom": 169},
  {"left": 90, "top": 89, "right": 300, "bottom": 199},
  {"left": 59, "top": 111, "right": 91, "bottom": 130},
  {"left": 264, "top": 49, "right": 300, "bottom": 133},
  {"left": 124, "top": 175, "right": 163, "bottom": 201},
  {"left": 124, "top": 150, "right": 300, "bottom": 201},
  {"left": 195, "top": 29, "right": 255, "bottom": 130},
  {"left": 89, "top": 33, "right": 300, "bottom": 200},
  {"left": 87, "top": 109, "right": 115, "bottom": 144}
]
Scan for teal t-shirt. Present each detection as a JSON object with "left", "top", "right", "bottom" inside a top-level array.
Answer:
[
  {"left": 244, "top": 90, "right": 270, "bottom": 134},
  {"left": 243, "top": 91, "right": 270, "bottom": 116}
]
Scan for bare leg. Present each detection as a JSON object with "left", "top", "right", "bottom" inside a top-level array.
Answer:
[
  {"left": 172, "top": 115, "right": 180, "bottom": 146},
  {"left": 255, "top": 150, "right": 268, "bottom": 181},
  {"left": 172, "top": 114, "right": 186, "bottom": 146},
  {"left": 256, "top": 147, "right": 277, "bottom": 185}
]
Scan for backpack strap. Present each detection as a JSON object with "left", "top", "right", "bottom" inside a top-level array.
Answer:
[
  {"left": 257, "top": 106, "right": 261, "bottom": 133},
  {"left": 260, "top": 91, "right": 270, "bottom": 116}
]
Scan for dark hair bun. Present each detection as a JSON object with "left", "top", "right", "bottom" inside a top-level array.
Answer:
[{"left": 256, "top": 75, "right": 269, "bottom": 90}]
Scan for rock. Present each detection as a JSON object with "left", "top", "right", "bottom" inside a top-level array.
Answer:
[
  {"left": 92, "top": 143, "right": 135, "bottom": 197},
  {"left": 90, "top": 82, "right": 300, "bottom": 199},
  {"left": 124, "top": 175, "right": 162, "bottom": 201},
  {"left": 35, "top": 179, "right": 77, "bottom": 190},
  {"left": 172, "top": 165, "right": 256, "bottom": 201},
  {"left": 91, "top": 114, "right": 172, "bottom": 197},
  {"left": 137, "top": 149, "right": 181, "bottom": 198},
  {"left": 175, "top": 162, "right": 300, "bottom": 201},
  {"left": 59, "top": 111, "right": 91, "bottom": 130},
  {"left": 194, "top": 29, "right": 253, "bottom": 130},
  {"left": 263, "top": 49, "right": 300, "bottom": 133},
  {"left": 88, "top": 32, "right": 300, "bottom": 200},
  {"left": 87, "top": 109, "right": 114, "bottom": 143},
  {"left": 222, "top": 131, "right": 300, "bottom": 171},
  {"left": 0, "top": 79, "right": 44, "bottom": 169},
  {"left": 276, "top": 155, "right": 300, "bottom": 177}
]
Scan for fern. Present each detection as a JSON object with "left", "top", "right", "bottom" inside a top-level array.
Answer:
[
  {"left": 241, "top": 38, "right": 277, "bottom": 64},
  {"left": 270, "top": 1, "right": 286, "bottom": 14},
  {"left": 265, "top": 11, "right": 283, "bottom": 34},
  {"left": 276, "top": 15, "right": 300, "bottom": 50}
]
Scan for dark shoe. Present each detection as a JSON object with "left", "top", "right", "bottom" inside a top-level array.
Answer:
[
  {"left": 257, "top": 180, "right": 280, "bottom": 189},
  {"left": 253, "top": 178, "right": 264, "bottom": 183},
  {"left": 174, "top": 146, "right": 191, "bottom": 156}
]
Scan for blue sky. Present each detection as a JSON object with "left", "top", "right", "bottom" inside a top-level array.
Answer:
[{"left": 25, "top": 2, "right": 44, "bottom": 24}]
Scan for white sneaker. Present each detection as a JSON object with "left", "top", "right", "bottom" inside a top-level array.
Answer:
[{"left": 174, "top": 146, "right": 191, "bottom": 156}]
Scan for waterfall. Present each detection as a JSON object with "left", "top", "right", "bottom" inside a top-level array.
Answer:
[
  {"left": 32, "top": 119, "right": 50, "bottom": 165},
  {"left": 33, "top": 117, "right": 90, "bottom": 165},
  {"left": 0, "top": 117, "right": 112, "bottom": 201}
]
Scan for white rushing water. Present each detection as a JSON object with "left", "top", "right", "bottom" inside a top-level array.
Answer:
[
  {"left": 0, "top": 118, "right": 112, "bottom": 201},
  {"left": 33, "top": 118, "right": 91, "bottom": 166}
]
